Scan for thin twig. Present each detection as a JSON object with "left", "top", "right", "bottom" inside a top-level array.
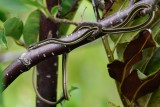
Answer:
[
  {"left": 43, "top": 6, "right": 102, "bottom": 27},
  {"left": 101, "top": 36, "right": 114, "bottom": 62},
  {"left": 81, "top": 7, "right": 87, "bottom": 21},
  {"left": 91, "top": 0, "right": 101, "bottom": 20}
]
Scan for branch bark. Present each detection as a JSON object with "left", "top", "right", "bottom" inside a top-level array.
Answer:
[{"left": 2, "top": 0, "right": 157, "bottom": 92}]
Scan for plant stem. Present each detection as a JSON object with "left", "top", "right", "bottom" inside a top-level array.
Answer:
[{"left": 101, "top": 36, "right": 114, "bottom": 62}]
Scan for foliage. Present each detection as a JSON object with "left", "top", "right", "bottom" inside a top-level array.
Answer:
[
  {"left": 107, "top": 30, "right": 160, "bottom": 104},
  {"left": 59, "top": 0, "right": 81, "bottom": 36},
  {"left": 23, "top": 10, "right": 40, "bottom": 45},
  {"left": 4, "top": 17, "right": 23, "bottom": 40},
  {"left": 0, "top": 30, "right": 7, "bottom": 47},
  {"left": 1, "top": 0, "right": 160, "bottom": 107},
  {"left": 51, "top": 5, "right": 60, "bottom": 17},
  {"left": 0, "top": 64, "right": 4, "bottom": 107}
]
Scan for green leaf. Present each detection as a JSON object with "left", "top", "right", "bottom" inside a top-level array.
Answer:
[
  {"left": 0, "top": 31, "right": 7, "bottom": 47},
  {"left": 133, "top": 48, "right": 154, "bottom": 73},
  {"left": 51, "top": 5, "right": 60, "bottom": 17},
  {"left": 4, "top": 17, "right": 23, "bottom": 40},
  {"left": 147, "top": 88, "right": 160, "bottom": 107},
  {"left": 68, "top": 85, "right": 79, "bottom": 93},
  {"left": 19, "top": 0, "right": 44, "bottom": 9},
  {"left": 137, "top": 70, "right": 147, "bottom": 79},
  {"left": 148, "top": 10, "right": 160, "bottom": 45},
  {"left": 61, "top": 0, "right": 79, "bottom": 16},
  {"left": 0, "top": 64, "right": 4, "bottom": 107},
  {"left": 59, "top": 0, "right": 81, "bottom": 36},
  {"left": 23, "top": 10, "right": 40, "bottom": 45},
  {"left": 116, "top": 43, "right": 127, "bottom": 61},
  {"left": 144, "top": 48, "right": 160, "bottom": 75},
  {"left": 151, "top": 19, "right": 160, "bottom": 38},
  {"left": 155, "top": 32, "right": 160, "bottom": 45},
  {"left": 0, "top": 20, "right": 4, "bottom": 31},
  {"left": 60, "top": 85, "right": 79, "bottom": 107},
  {"left": 0, "top": 10, "right": 7, "bottom": 22},
  {"left": 149, "top": 9, "right": 160, "bottom": 39},
  {"left": 0, "top": 20, "right": 7, "bottom": 47}
]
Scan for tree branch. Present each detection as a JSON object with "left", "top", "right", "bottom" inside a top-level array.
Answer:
[{"left": 2, "top": 0, "right": 158, "bottom": 91}]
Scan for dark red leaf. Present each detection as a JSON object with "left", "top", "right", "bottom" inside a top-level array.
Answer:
[
  {"left": 107, "top": 60, "right": 125, "bottom": 82},
  {"left": 121, "top": 70, "right": 160, "bottom": 102},
  {"left": 124, "top": 30, "right": 155, "bottom": 63},
  {"left": 107, "top": 30, "right": 155, "bottom": 83}
]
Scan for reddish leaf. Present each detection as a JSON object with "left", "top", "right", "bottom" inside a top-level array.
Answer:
[
  {"left": 107, "top": 60, "right": 125, "bottom": 82},
  {"left": 121, "top": 70, "right": 160, "bottom": 102},
  {"left": 123, "top": 30, "right": 155, "bottom": 78},
  {"left": 124, "top": 30, "right": 155, "bottom": 63},
  {"left": 107, "top": 30, "right": 155, "bottom": 83}
]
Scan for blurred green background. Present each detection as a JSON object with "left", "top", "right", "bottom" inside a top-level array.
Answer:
[{"left": 0, "top": 0, "right": 123, "bottom": 107}]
